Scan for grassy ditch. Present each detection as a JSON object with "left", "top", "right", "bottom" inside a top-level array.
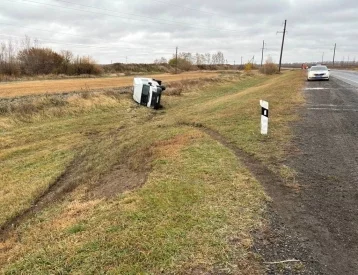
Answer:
[
  {"left": 0, "top": 71, "right": 304, "bottom": 273},
  {"left": 170, "top": 71, "right": 305, "bottom": 165}
]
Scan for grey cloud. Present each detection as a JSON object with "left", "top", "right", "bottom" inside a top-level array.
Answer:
[{"left": 0, "top": 0, "right": 356, "bottom": 64}]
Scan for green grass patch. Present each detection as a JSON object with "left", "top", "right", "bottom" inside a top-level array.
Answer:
[{"left": 66, "top": 223, "right": 87, "bottom": 234}]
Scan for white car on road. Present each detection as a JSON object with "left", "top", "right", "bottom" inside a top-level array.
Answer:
[{"left": 307, "top": 65, "right": 330, "bottom": 81}]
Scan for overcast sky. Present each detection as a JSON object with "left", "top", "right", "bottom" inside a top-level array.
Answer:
[{"left": 0, "top": 0, "right": 357, "bottom": 64}]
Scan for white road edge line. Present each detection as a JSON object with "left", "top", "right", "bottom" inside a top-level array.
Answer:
[
  {"left": 307, "top": 104, "right": 356, "bottom": 107},
  {"left": 307, "top": 108, "right": 358, "bottom": 111}
]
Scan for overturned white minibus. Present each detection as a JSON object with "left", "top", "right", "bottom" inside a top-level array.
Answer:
[{"left": 133, "top": 78, "right": 166, "bottom": 109}]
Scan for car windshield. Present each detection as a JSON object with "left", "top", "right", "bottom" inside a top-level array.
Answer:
[{"left": 311, "top": 66, "right": 328, "bottom": 71}]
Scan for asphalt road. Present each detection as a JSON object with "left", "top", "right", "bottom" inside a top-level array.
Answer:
[
  {"left": 269, "top": 72, "right": 358, "bottom": 274},
  {"left": 330, "top": 70, "right": 358, "bottom": 87}
]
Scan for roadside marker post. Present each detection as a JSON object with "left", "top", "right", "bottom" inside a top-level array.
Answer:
[{"left": 260, "top": 100, "right": 269, "bottom": 135}]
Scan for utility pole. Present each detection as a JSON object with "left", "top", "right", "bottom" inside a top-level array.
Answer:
[
  {"left": 278, "top": 19, "right": 287, "bottom": 72},
  {"left": 333, "top": 43, "right": 336, "bottom": 67},
  {"left": 175, "top": 46, "right": 178, "bottom": 74},
  {"left": 261, "top": 40, "right": 265, "bottom": 67}
]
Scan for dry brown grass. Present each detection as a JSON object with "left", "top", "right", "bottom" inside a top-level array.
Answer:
[
  {"left": 165, "top": 74, "right": 243, "bottom": 96},
  {"left": 0, "top": 72, "right": 218, "bottom": 98},
  {"left": 49, "top": 200, "right": 102, "bottom": 231},
  {"left": 0, "top": 93, "right": 128, "bottom": 120},
  {"left": 259, "top": 63, "right": 279, "bottom": 75},
  {"left": 154, "top": 131, "right": 205, "bottom": 158}
]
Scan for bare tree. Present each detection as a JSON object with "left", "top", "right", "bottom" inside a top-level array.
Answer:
[
  {"left": 195, "top": 53, "right": 206, "bottom": 65},
  {"left": 0, "top": 39, "right": 21, "bottom": 76},
  {"left": 205, "top": 53, "right": 211, "bottom": 65},
  {"left": 154, "top": 57, "right": 168, "bottom": 64},
  {"left": 211, "top": 51, "right": 225, "bottom": 65},
  {"left": 61, "top": 50, "right": 73, "bottom": 63},
  {"left": 178, "top": 52, "right": 194, "bottom": 64},
  {"left": 21, "top": 35, "right": 32, "bottom": 51}
]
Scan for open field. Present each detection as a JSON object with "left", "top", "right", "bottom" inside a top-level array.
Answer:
[
  {"left": 0, "top": 71, "right": 218, "bottom": 98},
  {"left": 0, "top": 71, "right": 306, "bottom": 273}
]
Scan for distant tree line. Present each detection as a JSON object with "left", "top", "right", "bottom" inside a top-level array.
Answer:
[
  {"left": 0, "top": 36, "right": 233, "bottom": 78},
  {"left": 154, "top": 51, "right": 227, "bottom": 71},
  {"left": 0, "top": 36, "right": 102, "bottom": 77}
]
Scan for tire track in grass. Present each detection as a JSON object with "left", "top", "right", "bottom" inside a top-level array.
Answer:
[
  {"left": 0, "top": 139, "right": 152, "bottom": 243},
  {"left": 0, "top": 154, "right": 84, "bottom": 243}
]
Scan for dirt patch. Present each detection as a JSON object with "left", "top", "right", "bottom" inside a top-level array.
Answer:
[
  {"left": 87, "top": 165, "right": 149, "bottom": 200},
  {"left": 89, "top": 131, "right": 203, "bottom": 199},
  {"left": 85, "top": 144, "right": 154, "bottom": 200}
]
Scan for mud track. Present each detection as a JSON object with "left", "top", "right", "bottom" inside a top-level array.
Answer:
[
  {"left": 0, "top": 154, "right": 84, "bottom": 242},
  {"left": 0, "top": 139, "right": 151, "bottom": 243}
]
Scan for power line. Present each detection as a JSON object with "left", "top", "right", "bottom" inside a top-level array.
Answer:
[
  {"left": 0, "top": 1, "right": 255, "bottom": 56},
  {"left": 0, "top": 33, "right": 174, "bottom": 53},
  {"left": 0, "top": 23, "right": 250, "bottom": 52},
  {"left": 7, "top": 0, "right": 240, "bottom": 34},
  {"left": 53, "top": 0, "right": 236, "bottom": 28},
  {"left": 0, "top": 22, "right": 93, "bottom": 39},
  {"left": 145, "top": 0, "right": 227, "bottom": 17},
  {"left": 0, "top": 23, "right": 181, "bottom": 52},
  {"left": 0, "top": 33, "right": 165, "bottom": 51},
  {"left": 0, "top": 32, "right": 246, "bottom": 55}
]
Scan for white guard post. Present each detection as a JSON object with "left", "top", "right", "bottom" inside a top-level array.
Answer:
[{"left": 260, "top": 100, "right": 269, "bottom": 135}]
